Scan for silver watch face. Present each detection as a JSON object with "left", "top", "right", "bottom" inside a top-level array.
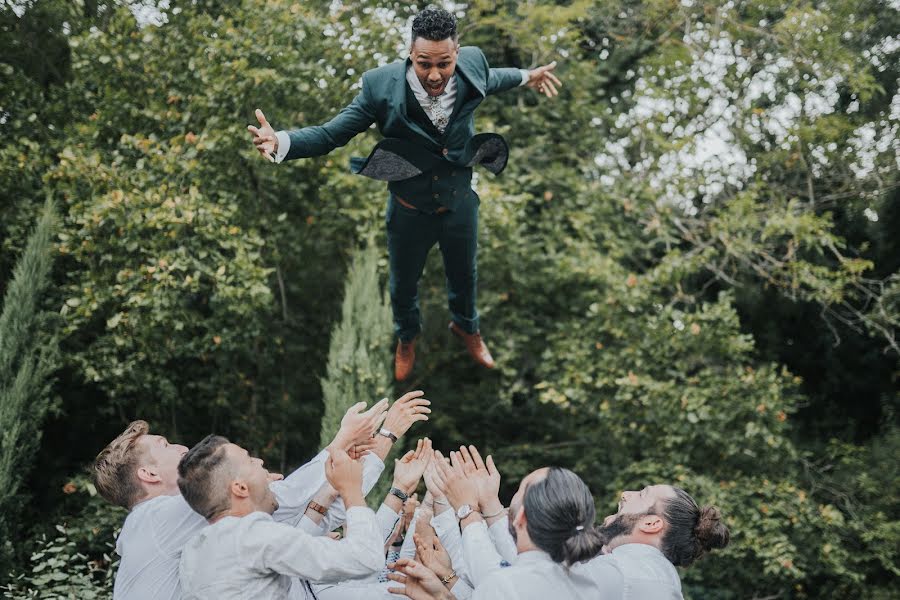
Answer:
[{"left": 456, "top": 504, "right": 472, "bottom": 519}]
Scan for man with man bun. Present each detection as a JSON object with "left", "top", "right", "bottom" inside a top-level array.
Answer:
[{"left": 435, "top": 446, "right": 729, "bottom": 599}]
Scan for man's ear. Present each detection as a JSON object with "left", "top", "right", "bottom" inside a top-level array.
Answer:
[
  {"left": 230, "top": 480, "right": 250, "bottom": 499},
  {"left": 137, "top": 466, "right": 161, "bottom": 485},
  {"left": 513, "top": 505, "right": 527, "bottom": 529},
  {"left": 638, "top": 514, "right": 665, "bottom": 535}
]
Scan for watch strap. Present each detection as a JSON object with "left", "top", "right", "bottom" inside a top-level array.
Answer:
[
  {"left": 306, "top": 501, "right": 328, "bottom": 516},
  {"left": 377, "top": 428, "right": 399, "bottom": 443},
  {"left": 389, "top": 486, "right": 409, "bottom": 502}
]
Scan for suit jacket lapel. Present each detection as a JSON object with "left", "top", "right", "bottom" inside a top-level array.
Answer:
[{"left": 393, "top": 58, "right": 440, "bottom": 147}]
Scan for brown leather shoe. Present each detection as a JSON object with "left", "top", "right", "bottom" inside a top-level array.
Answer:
[
  {"left": 395, "top": 339, "right": 416, "bottom": 382},
  {"left": 449, "top": 322, "right": 496, "bottom": 369}
]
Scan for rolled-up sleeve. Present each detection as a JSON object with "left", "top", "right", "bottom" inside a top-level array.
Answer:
[{"left": 270, "top": 449, "right": 329, "bottom": 526}]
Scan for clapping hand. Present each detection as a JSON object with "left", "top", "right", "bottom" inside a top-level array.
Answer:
[
  {"left": 247, "top": 108, "right": 278, "bottom": 162},
  {"left": 525, "top": 61, "right": 562, "bottom": 98}
]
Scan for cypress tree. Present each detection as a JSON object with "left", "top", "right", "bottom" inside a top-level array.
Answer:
[
  {"left": 319, "top": 240, "right": 394, "bottom": 449},
  {"left": 0, "top": 199, "right": 59, "bottom": 562}
]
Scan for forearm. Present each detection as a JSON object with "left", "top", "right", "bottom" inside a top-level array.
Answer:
[{"left": 304, "top": 482, "right": 340, "bottom": 527}]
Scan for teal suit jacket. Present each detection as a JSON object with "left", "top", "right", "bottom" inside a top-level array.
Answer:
[{"left": 284, "top": 46, "right": 523, "bottom": 212}]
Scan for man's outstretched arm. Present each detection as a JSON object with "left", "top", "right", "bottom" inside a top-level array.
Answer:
[
  {"left": 484, "top": 51, "right": 561, "bottom": 99},
  {"left": 248, "top": 75, "right": 377, "bottom": 163}
]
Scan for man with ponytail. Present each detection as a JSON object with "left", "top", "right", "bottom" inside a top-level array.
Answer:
[
  {"left": 434, "top": 450, "right": 622, "bottom": 599},
  {"left": 437, "top": 446, "right": 729, "bottom": 599}
]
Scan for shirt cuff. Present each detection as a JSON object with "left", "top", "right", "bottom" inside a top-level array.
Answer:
[
  {"left": 274, "top": 130, "right": 291, "bottom": 163},
  {"left": 519, "top": 69, "right": 530, "bottom": 87},
  {"left": 430, "top": 505, "right": 460, "bottom": 537}
]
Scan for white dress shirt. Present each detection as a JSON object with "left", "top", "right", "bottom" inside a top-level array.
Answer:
[
  {"left": 472, "top": 550, "right": 623, "bottom": 600},
  {"left": 463, "top": 518, "right": 684, "bottom": 600},
  {"left": 274, "top": 67, "right": 529, "bottom": 163},
  {"left": 576, "top": 544, "right": 684, "bottom": 600},
  {"left": 179, "top": 508, "right": 383, "bottom": 600},
  {"left": 112, "top": 451, "right": 384, "bottom": 600}
]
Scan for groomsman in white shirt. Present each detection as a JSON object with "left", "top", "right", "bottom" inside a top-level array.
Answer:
[
  {"left": 437, "top": 446, "right": 730, "bottom": 600},
  {"left": 177, "top": 437, "right": 384, "bottom": 599},
  {"left": 93, "top": 391, "right": 431, "bottom": 600}
]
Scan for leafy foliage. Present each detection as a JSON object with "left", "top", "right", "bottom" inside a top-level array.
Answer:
[{"left": 0, "top": 0, "right": 897, "bottom": 597}]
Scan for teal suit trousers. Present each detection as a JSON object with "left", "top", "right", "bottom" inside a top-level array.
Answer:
[{"left": 386, "top": 191, "right": 479, "bottom": 341}]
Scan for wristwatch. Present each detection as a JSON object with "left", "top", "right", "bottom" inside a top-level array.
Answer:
[
  {"left": 456, "top": 504, "right": 474, "bottom": 520},
  {"left": 389, "top": 486, "right": 409, "bottom": 502},
  {"left": 375, "top": 428, "right": 398, "bottom": 443}
]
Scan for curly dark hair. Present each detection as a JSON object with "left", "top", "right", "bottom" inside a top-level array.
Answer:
[{"left": 411, "top": 5, "right": 458, "bottom": 44}]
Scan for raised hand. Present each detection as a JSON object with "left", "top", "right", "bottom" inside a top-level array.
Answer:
[
  {"left": 382, "top": 391, "right": 432, "bottom": 439},
  {"left": 393, "top": 438, "right": 433, "bottom": 494},
  {"left": 387, "top": 558, "right": 455, "bottom": 600},
  {"left": 325, "top": 447, "right": 364, "bottom": 507},
  {"left": 433, "top": 450, "right": 479, "bottom": 512},
  {"left": 525, "top": 61, "right": 562, "bottom": 98},
  {"left": 458, "top": 445, "right": 503, "bottom": 517},
  {"left": 247, "top": 108, "right": 278, "bottom": 162},
  {"left": 414, "top": 532, "right": 454, "bottom": 583},
  {"left": 331, "top": 399, "right": 389, "bottom": 452}
]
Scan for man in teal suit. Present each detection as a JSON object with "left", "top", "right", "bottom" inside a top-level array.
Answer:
[{"left": 249, "top": 6, "right": 561, "bottom": 381}]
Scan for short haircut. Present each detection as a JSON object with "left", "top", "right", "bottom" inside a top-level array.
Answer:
[
  {"left": 177, "top": 435, "right": 234, "bottom": 520},
  {"left": 660, "top": 487, "right": 730, "bottom": 567},
  {"left": 411, "top": 5, "right": 458, "bottom": 44},
  {"left": 93, "top": 420, "right": 151, "bottom": 509}
]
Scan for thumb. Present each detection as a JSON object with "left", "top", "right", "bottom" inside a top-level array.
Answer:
[{"left": 255, "top": 108, "right": 270, "bottom": 127}]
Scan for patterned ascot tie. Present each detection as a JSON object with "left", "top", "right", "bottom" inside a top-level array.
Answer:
[{"left": 428, "top": 94, "right": 449, "bottom": 133}]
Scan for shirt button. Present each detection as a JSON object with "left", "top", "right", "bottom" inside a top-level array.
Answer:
[
  {"left": 433, "top": 193, "right": 439, "bottom": 199},
  {"left": 433, "top": 175, "right": 439, "bottom": 181},
  {"left": 442, "top": 148, "right": 449, "bottom": 156}
]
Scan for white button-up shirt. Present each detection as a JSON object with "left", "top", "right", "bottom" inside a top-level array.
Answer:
[
  {"left": 113, "top": 451, "right": 384, "bottom": 600},
  {"left": 472, "top": 550, "right": 623, "bottom": 600},
  {"left": 463, "top": 518, "right": 683, "bottom": 600},
  {"left": 179, "top": 508, "right": 383, "bottom": 600},
  {"left": 576, "top": 544, "right": 684, "bottom": 600}
]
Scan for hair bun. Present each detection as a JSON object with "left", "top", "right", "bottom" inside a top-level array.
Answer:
[{"left": 694, "top": 506, "right": 730, "bottom": 551}]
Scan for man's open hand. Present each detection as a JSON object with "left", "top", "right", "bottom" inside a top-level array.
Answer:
[
  {"left": 247, "top": 108, "right": 278, "bottom": 162},
  {"left": 525, "top": 61, "right": 562, "bottom": 98}
]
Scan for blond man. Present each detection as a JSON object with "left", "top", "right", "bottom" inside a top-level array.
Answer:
[{"left": 94, "top": 392, "right": 431, "bottom": 600}]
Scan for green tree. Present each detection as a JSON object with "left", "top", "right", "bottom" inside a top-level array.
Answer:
[
  {"left": 0, "top": 199, "right": 59, "bottom": 569},
  {"left": 319, "top": 240, "right": 393, "bottom": 448}
]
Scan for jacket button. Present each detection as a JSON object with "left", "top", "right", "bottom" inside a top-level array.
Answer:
[
  {"left": 442, "top": 148, "right": 449, "bottom": 156},
  {"left": 452, "top": 190, "right": 457, "bottom": 195},
  {"left": 433, "top": 175, "right": 439, "bottom": 181},
  {"left": 433, "top": 193, "right": 439, "bottom": 199}
]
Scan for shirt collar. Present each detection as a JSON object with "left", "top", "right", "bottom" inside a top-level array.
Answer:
[
  {"left": 611, "top": 543, "right": 668, "bottom": 560},
  {"left": 515, "top": 549, "right": 555, "bottom": 565}
]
